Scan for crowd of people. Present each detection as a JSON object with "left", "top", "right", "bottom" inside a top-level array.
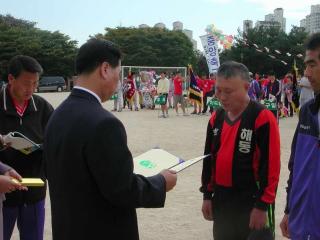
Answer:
[
  {"left": 0, "top": 32, "right": 318, "bottom": 240},
  {"left": 248, "top": 71, "right": 315, "bottom": 118},
  {"left": 112, "top": 64, "right": 315, "bottom": 122}
]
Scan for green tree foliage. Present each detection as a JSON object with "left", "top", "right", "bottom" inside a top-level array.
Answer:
[
  {"left": 0, "top": 14, "right": 78, "bottom": 80},
  {"left": 96, "top": 27, "right": 196, "bottom": 68},
  {"left": 194, "top": 50, "right": 209, "bottom": 76},
  {"left": 220, "top": 26, "right": 308, "bottom": 77}
]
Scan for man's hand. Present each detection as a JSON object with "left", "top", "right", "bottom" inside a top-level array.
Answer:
[
  {"left": 202, "top": 200, "right": 213, "bottom": 221},
  {"left": 249, "top": 208, "right": 267, "bottom": 230},
  {"left": 0, "top": 175, "right": 27, "bottom": 193},
  {"left": 280, "top": 214, "right": 290, "bottom": 238},
  {"left": 5, "top": 169, "right": 22, "bottom": 181},
  {"left": 160, "top": 169, "right": 177, "bottom": 192}
]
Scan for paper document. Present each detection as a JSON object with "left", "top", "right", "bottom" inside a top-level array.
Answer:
[
  {"left": 12, "top": 178, "right": 45, "bottom": 187},
  {"left": 134, "top": 149, "right": 183, "bottom": 177},
  {"left": 3, "top": 132, "right": 40, "bottom": 154},
  {"left": 170, "top": 154, "right": 211, "bottom": 172}
]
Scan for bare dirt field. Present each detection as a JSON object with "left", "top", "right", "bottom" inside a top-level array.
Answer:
[{"left": 11, "top": 92, "right": 296, "bottom": 240}]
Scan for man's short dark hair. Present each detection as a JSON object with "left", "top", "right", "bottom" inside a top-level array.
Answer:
[
  {"left": 305, "top": 33, "right": 320, "bottom": 59},
  {"left": 75, "top": 38, "right": 122, "bottom": 75},
  {"left": 8, "top": 55, "right": 43, "bottom": 78},
  {"left": 217, "top": 61, "right": 250, "bottom": 82}
]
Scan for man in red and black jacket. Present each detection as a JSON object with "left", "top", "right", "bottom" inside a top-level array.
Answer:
[{"left": 200, "top": 61, "right": 280, "bottom": 240}]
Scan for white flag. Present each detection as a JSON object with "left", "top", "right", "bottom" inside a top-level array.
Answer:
[{"left": 200, "top": 34, "right": 220, "bottom": 73}]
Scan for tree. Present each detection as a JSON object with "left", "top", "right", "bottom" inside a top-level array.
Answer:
[
  {"left": 96, "top": 27, "right": 196, "bottom": 68},
  {"left": 220, "top": 26, "right": 308, "bottom": 77},
  {"left": 0, "top": 14, "right": 78, "bottom": 80}
]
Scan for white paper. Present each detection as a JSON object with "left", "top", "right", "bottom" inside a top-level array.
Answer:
[
  {"left": 170, "top": 154, "right": 211, "bottom": 172},
  {"left": 3, "top": 132, "right": 39, "bottom": 150},
  {"left": 134, "top": 149, "right": 182, "bottom": 177}
]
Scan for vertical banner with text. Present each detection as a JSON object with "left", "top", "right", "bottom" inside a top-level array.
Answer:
[{"left": 200, "top": 34, "right": 220, "bottom": 73}]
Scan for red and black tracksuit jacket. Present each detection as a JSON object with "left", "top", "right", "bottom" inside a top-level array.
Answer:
[{"left": 200, "top": 101, "right": 280, "bottom": 210}]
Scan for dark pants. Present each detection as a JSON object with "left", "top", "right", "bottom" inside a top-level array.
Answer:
[
  {"left": 212, "top": 187, "right": 273, "bottom": 240},
  {"left": 284, "top": 97, "right": 293, "bottom": 116},
  {"left": 3, "top": 199, "right": 45, "bottom": 240},
  {"left": 202, "top": 91, "right": 214, "bottom": 113}
]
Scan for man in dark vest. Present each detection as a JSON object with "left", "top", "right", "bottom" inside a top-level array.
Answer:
[{"left": 200, "top": 61, "right": 280, "bottom": 240}]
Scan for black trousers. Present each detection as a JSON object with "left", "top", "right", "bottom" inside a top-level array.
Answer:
[
  {"left": 202, "top": 91, "right": 214, "bottom": 113},
  {"left": 284, "top": 97, "right": 293, "bottom": 116},
  {"left": 212, "top": 187, "right": 274, "bottom": 240}
]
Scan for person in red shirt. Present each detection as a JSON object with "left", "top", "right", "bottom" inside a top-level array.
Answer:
[
  {"left": 173, "top": 72, "right": 187, "bottom": 116},
  {"left": 202, "top": 73, "right": 216, "bottom": 114},
  {"left": 201, "top": 61, "right": 280, "bottom": 240}
]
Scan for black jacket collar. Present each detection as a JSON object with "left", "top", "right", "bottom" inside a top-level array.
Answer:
[
  {"left": 0, "top": 85, "right": 38, "bottom": 116},
  {"left": 70, "top": 88, "right": 101, "bottom": 106}
]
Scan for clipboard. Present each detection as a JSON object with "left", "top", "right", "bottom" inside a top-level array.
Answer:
[
  {"left": 134, "top": 149, "right": 183, "bottom": 177},
  {"left": 12, "top": 178, "right": 45, "bottom": 187}
]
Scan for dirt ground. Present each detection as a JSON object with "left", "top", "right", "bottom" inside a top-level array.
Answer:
[{"left": 11, "top": 92, "right": 296, "bottom": 240}]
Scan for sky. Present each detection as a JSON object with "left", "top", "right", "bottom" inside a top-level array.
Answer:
[{"left": 0, "top": 0, "right": 319, "bottom": 50}]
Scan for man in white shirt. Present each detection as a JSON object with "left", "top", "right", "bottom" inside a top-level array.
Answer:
[{"left": 157, "top": 72, "right": 170, "bottom": 118}]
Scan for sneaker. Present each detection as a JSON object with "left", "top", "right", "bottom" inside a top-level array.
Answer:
[{"left": 135, "top": 107, "right": 139, "bottom": 111}]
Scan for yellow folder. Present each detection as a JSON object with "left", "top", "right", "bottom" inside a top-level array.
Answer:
[{"left": 12, "top": 178, "right": 45, "bottom": 187}]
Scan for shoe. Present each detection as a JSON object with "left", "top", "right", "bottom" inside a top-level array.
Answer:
[
  {"left": 197, "top": 112, "right": 201, "bottom": 115},
  {"left": 135, "top": 108, "right": 139, "bottom": 111},
  {"left": 176, "top": 113, "right": 180, "bottom": 116},
  {"left": 191, "top": 111, "right": 197, "bottom": 114},
  {"left": 111, "top": 109, "right": 117, "bottom": 112},
  {"left": 183, "top": 113, "right": 189, "bottom": 116}
]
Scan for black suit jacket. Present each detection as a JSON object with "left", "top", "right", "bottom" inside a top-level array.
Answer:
[{"left": 44, "top": 89, "right": 166, "bottom": 240}]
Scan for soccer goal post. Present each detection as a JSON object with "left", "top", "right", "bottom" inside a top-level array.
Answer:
[{"left": 121, "top": 65, "right": 188, "bottom": 90}]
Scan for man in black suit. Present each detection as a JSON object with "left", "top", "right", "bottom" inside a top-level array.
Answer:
[{"left": 44, "top": 39, "right": 177, "bottom": 240}]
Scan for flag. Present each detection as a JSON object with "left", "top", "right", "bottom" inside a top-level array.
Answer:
[
  {"left": 126, "top": 71, "right": 135, "bottom": 100},
  {"left": 188, "top": 65, "right": 203, "bottom": 106},
  {"left": 291, "top": 58, "right": 300, "bottom": 111}
]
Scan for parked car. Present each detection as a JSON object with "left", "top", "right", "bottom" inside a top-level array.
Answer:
[{"left": 35, "top": 76, "right": 66, "bottom": 92}]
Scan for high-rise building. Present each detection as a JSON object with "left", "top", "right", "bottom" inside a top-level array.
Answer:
[
  {"left": 243, "top": 20, "right": 253, "bottom": 34},
  {"left": 300, "top": 5, "right": 320, "bottom": 34},
  {"left": 254, "top": 8, "right": 286, "bottom": 31},
  {"left": 255, "top": 21, "right": 281, "bottom": 30},
  {"left": 154, "top": 22, "right": 166, "bottom": 29},
  {"left": 173, "top": 21, "right": 183, "bottom": 31},
  {"left": 137, "top": 21, "right": 198, "bottom": 50},
  {"left": 139, "top": 24, "right": 150, "bottom": 29}
]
